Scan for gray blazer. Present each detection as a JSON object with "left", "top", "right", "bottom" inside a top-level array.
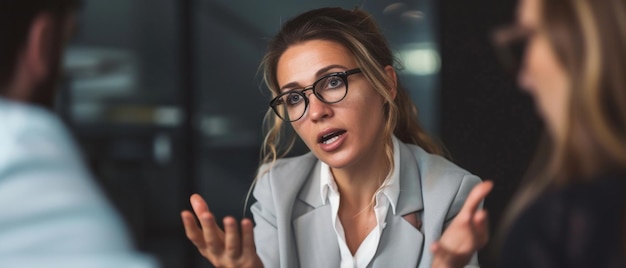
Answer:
[{"left": 251, "top": 141, "right": 481, "bottom": 268}]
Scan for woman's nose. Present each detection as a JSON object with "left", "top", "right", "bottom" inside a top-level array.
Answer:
[{"left": 306, "top": 92, "right": 333, "bottom": 121}]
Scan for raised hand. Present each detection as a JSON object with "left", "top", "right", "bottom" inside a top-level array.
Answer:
[
  {"left": 430, "top": 181, "right": 493, "bottom": 268},
  {"left": 181, "top": 194, "right": 263, "bottom": 268}
]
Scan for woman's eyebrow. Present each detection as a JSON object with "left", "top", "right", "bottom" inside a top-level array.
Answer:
[{"left": 279, "top": 64, "right": 349, "bottom": 92}]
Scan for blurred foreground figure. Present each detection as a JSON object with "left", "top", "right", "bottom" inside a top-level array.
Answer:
[
  {"left": 0, "top": 1, "right": 156, "bottom": 267},
  {"left": 436, "top": 0, "right": 626, "bottom": 267},
  {"left": 497, "top": 0, "right": 626, "bottom": 266}
]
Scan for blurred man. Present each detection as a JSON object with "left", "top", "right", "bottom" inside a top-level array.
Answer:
[{"left": 0, "top": 1, "right": 156, "bottom": 267}]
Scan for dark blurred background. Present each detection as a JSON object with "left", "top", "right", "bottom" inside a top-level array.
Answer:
[{"left": 57, "top": 0, "right": 540, "bottom": 267}]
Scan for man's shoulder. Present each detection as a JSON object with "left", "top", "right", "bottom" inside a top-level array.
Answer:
[
  {"left": 0, "top": 98, "right": 80, "bottom": 174},
  {"left": 0, "top": 98, "right": 67, "bottom": 140}
]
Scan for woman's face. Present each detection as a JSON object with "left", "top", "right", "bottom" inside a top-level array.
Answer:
[
  {"left": 276, "top": 39, "right": 394, "bottom": 170},
  {"left": 518, "top": 0, "right": 571, "bottom": 140}
]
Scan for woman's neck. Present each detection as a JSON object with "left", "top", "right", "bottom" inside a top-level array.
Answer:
[{"left": 331, "top": 144, "right": 390, "bottom": 208}]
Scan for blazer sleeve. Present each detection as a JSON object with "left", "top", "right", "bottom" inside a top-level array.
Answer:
[
  {"left": 250, "top": 167, "right": 280, "bottom": 267},
  {"left": 444, "top": 174, "right": 483, "bottom": 268}
]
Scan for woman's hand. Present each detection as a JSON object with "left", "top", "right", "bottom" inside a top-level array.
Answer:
[
  {"left": 181, "top": 194, "right": 263, "bottom": 268},
  {"left": 430, "top": 181, "right": 493, "bottom": 268}
]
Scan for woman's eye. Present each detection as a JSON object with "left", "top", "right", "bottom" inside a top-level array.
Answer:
[
  {"left": 286, "top": 93, "right": 303, "bottom": 105},
  {"left": 322, "top": 76, "right": 344, "bottom": 89}
]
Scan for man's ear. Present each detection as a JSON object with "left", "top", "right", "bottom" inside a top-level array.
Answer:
[
  {"left": 384, "top": 65, "right": 398, "bottom": 100},
  {"left": 23, "top": 13, "right": 58, "bottom": 83}
]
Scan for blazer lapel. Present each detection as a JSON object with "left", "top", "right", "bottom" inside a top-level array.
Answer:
[
  {"left": 396, "top": 141, "right": 424, "bottom": 216},
  {"left": 293, "top": 161, "right": 340, "bottom": 268},
  {"left": 411, "top": 145, "right": 465, "bottom": 268},
  {"left": 297, "top": 161, "right": 324, "bottom": 208},
  {"left": 370, "top": 142, "right": 426, "bottom": 267},
  {"left": 293, "top": 205, "right": 340, "bottom": 268},
  {"left": 369, "top": 209, "right": 424, "bottom": 268}
]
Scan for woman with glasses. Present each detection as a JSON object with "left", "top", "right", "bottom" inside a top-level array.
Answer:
[
  {"left": 433, "top": 0, "right": 626, "bottom": 267},
  {"left": 182, "top": 7, "right": 491, "bottom": 268}
]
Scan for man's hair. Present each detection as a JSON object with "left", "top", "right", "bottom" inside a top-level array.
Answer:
[{"left": 0, "top": 0, "right": 83, "bottom": 91}]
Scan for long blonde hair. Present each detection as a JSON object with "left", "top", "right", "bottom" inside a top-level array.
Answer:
[
  {"left": 502, "top": 0, "right": 626, "bottom": 249},
  {"left": 258, "top": 7, "right": 442, "bottom": 175}
]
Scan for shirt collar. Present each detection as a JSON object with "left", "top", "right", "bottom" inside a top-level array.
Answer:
[{"left": 319, "top": 135, "right": 401, "bottom": 214}]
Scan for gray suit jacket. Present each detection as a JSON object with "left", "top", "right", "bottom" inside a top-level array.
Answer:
[{"left": 251, "top": 141, "right": 481, "bottom": 268}]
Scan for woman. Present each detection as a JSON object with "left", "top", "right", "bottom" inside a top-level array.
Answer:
[
  {"left": 435, "top": 0, "right": 626, "bottom": 267},
  {"left": 182, "top": 7, "right": 489, "bottom": 268}
]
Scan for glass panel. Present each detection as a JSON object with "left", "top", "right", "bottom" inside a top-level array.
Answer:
[{"left": 62, "top": 0, "right": 187, "bottom": 267}]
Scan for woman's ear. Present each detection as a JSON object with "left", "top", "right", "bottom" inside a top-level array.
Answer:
[{"left": 384, "top": 65, "right": 398, "bottom": 100}]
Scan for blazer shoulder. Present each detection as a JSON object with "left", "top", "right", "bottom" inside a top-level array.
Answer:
[
  {"left": 404, "top": 143, "right": 481, "bottom": 208},
  {"left": 258, "top": 152, "right": 316, "bottom": 174},
  {"left": 403, "top": 143, "right": 482, "bottom": 222},
  {"left": 407, "top": 144, "right": 471, "bottom": 174},
  {"left": 405, "top": 143, "right": 478, "bottom": 180},
  {"left": 253, "top": 153, "right": 318, "bottom": 204}
]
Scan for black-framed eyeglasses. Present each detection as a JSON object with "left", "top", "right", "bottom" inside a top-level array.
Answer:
[
  {"left": 492, "top": 25, "right": 534, "bottom": 76},
  {"left": 269, "top": 68, "right": 362, "bottom": 122}
]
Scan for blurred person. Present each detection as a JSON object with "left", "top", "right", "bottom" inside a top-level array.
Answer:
[
  {"left": 432, "top": 0, "right": 626, "bottom": 267},
  {"left": 0, "top": 0, "right": 156, "bottom": 267},
  {"left": 181, "top": 7, "right": 492, "bottom": 268}
]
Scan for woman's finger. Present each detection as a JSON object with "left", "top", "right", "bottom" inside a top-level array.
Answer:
[
  {"left": 190, "top": 193, "right": 211, "bottom": 216},
  {"left": 188, "top": 194, "right": 227, "bottom": 256},
  {"left": 473, "top": 210, "right": 490, "bottom": 247},
  {"left": 241, "top": 218, "right": 257, "bottom": 256},
  {"left": 430, "top": 242, "right": 455, "bottom": 267},
  {"left": 459, "top": 181, "right": 493, "bottom": 218},
  {"left": 198, "top": 211, "right": 225, "bottom": 254},
  {"left": 224, "top": 216, "right": 242, "bottom": 258},
  {"left": 181, "top": 210, "right": 206, "bottom": 248}
]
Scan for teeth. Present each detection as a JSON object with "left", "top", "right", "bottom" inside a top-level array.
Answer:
[{"left": 323, "top": 135, "right": 340, "bottom": 144}]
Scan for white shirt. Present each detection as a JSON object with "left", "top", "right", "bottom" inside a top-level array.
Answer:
[
  {"left": 320, "top": 136, "right": 401, "bottom": 268},
  {"left": 0, "top": 98, "right": 155, "bottom": 267}
]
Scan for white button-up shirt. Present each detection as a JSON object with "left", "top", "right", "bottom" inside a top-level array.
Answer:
[{"left": 320, "top": 136, "right": 400, "bottom": 268}]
